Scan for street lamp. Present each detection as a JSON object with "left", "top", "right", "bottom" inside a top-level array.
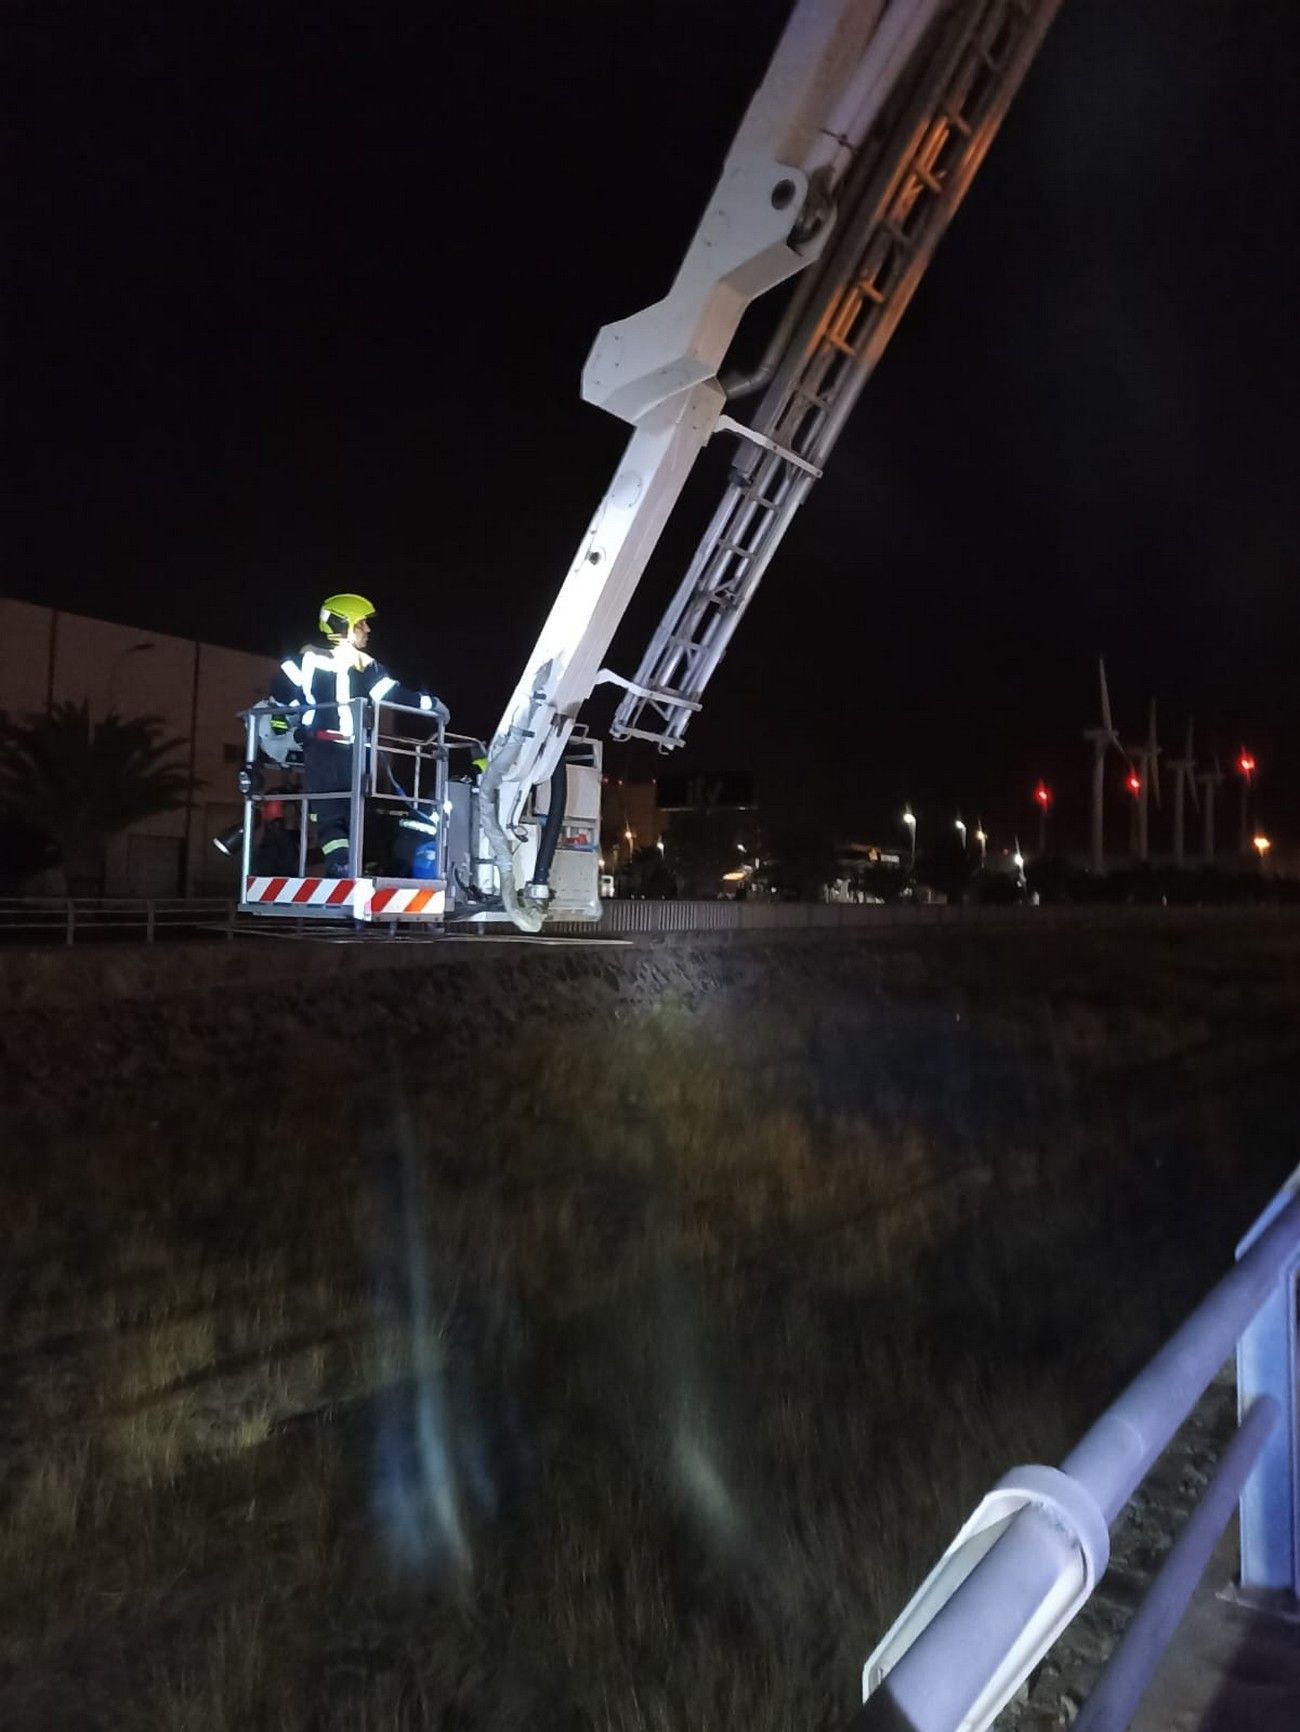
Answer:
[
  {"left": 1033, "top": 780, "right": 1052, "bottom": 856},
  {"left": 955, "top": 816, "right": 967, "bottom": 850},
  {"left": 902, "top": 804, "right": 916, "bottom": 870},
  {"left": 974, "top": 820, "right": 987, "bottom": 867},
  {"left": 106, "top": 641, "right": 154, "bottom": 714},
  {"left": 1253, "top": 834, "right": 1271, "bottom": 861}
]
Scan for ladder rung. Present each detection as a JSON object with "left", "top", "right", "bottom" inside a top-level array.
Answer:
[
  {"left": 611, "top": 721, "right": 686, "bottom": 749},
  {"left": 911, "top": 160, "right": 943, "bottom": 194},
  {"left": 856, "top": 277, "right": 886, "bottom": 305},
  {"left": 941, "top": 103, "right": 973, "bottom": 137},
  {"left": 717, "top": 538, "right": 756, "bottom": 560}
]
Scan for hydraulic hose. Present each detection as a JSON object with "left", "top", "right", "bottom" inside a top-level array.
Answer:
[
  {"left": 529, "top": 758, "right": 568, "bottom": 898},
  {"left": 477, "top": 733, "right": 545, "bottom": 933}
]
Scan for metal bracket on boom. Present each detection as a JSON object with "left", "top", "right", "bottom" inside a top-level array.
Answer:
[
  {"left": 595, "top": 668, "right": 703, "bottom": 710},
  {"left": 715, "top": 413, "right": 824, "bottom": 479}
]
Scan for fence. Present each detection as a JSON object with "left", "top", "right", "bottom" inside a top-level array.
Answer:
[
  {"left": 0, "top": 897, "right": 235, "bottom": 945},
  {"left": 2, "top": 894, "right": 1296, "bottom": 947},
  {"left": 550, "top": 897, "right": 1297, "bottom": 938},
  {"left": 859, "top": 1166, "right": 1300, "bottom": 1730}
]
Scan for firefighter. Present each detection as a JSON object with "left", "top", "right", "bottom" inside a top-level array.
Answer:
[{"left": 272, "top": 594, "right": 448, "bottom": 877}]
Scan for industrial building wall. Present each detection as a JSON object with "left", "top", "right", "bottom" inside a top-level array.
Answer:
[{"left": 0, "top": 598, "right": 275, "bottom": 895}]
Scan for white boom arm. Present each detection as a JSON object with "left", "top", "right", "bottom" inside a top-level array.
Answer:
[{"left": 482, "top": 0, "right": 1059, "bottom": 928}]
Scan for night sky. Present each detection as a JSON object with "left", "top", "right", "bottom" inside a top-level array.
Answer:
[{"left": 9, "top": 1, "right": 1299, "bottom": 848}]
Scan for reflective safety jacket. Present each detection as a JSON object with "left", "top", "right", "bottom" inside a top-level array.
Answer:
[{"left": 270, "top": 640, "right": 446, "bottom": 741}]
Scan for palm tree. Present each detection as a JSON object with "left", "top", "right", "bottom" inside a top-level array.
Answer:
[{"left": 0, "top": 703, "right": 191, "bottom": 894}]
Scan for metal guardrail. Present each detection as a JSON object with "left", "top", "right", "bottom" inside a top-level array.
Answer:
[
  {"left": 860, "top": 1167, "right": 1300, "bottom": 1730},
  {"left": 0, "top": 897, "right": 235, "bottom": 944},
  {"left": 551, "top": 897, "right": 1297, "bottom": 937},
  {"left": 1, "top": 894, "right": 1294, "bottom": 946}
]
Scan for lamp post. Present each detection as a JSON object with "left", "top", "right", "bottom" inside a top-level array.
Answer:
[
  {"left": 974, "top": 820, "right": 987, "bottom": 868},
  {"left": 955, "top": 816, "right": 967, "bottom": 853},
  {"left": 902, "top": 805, "right": 916, "bottom": 871},
  {"left": 106, "top": 641, "right": 154, "bottom": 714},
  {"left": 1033, "top": 781, "right": 1052, "bottom": 857}
]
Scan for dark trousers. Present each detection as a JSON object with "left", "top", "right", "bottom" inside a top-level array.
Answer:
[{"left": 303, "top": 737, "right": 355, "bottom": 865}]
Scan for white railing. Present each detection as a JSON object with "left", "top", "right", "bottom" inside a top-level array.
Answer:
[
  {"left": 859, "top": 1167, "right": 1300, "bottom": 1730},
  {"left": 0, "top": 897, "right": 235, "bottom": 945}
]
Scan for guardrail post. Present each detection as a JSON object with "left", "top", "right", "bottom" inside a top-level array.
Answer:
[{"left": 1235, "top": 1164, "right": 1300, "bottom": 1601}]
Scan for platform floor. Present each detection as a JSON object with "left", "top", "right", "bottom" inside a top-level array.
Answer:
[{"left": 1127, "top": 1528, "right": 1300, "bottom": 1732}]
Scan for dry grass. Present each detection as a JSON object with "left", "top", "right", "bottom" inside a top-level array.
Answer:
[{"left": 0, "top": 923, "right": 1296, "bottom": 1728}]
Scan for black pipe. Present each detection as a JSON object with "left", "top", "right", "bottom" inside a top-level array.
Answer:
[{"left": 529, "top": 757, "right": 569, "bottom": 893}]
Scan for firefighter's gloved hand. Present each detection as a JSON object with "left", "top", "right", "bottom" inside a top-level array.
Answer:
[{"left": 419, "top": 695, "right": 451, "bottom": 725}]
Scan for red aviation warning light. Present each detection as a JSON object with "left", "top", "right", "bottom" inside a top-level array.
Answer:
[
  {"left": 1125, "top": 769, "right": 1141, "bottom": 797},
  {"left": 1033, "top": 781, "right": 1052, "bottom": 810},
  {"left": 1237, "top": 749, "right": 1257, "bottom": 778}
]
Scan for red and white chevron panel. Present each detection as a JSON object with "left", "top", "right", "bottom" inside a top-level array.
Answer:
[
  {"left": 366, "top": 884, "right": 444, "bottom": 919},
  {"left": 242, "top": 875, "right": 358, "bottom": 908}
]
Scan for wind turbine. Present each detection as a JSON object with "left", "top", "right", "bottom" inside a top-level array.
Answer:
[
  {"left": 1165, "top": 716, "right": 1200, "bottom": 869},
  {"left": 1235, "top": 748, "right": 1257, "bottom": 856},
  {"left": 1082, "top": 658, "right": 1125, "bottom": 875},
  {"left": 1123, "top": 699, "right": 1162, "bottom": 863},
  {"left": 1195, "top": 757, "right": 1225, "bottom": 865}
]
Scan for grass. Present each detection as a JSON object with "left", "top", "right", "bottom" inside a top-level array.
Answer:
[{"left": 0, "top": 921, "right": 1297, "bottom": 1728}]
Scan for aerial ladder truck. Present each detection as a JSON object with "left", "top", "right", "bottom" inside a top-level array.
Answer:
[{"left": 237, "top": 0, "right": 1062, "bottom": 932}]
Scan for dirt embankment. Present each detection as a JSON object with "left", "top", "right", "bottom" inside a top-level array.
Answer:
[
  {"left": 0, "top": 932, "right": 931, "bottom": 1136},
  {"left": 1, "top": 920, "right": 1297, "bottom": 1730}
]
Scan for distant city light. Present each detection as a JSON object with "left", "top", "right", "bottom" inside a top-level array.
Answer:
[
  {"left": 955, "top": 816, "right": 967, "bottom": 843},
  {"left": 1012, "top": 849, "right": 1025, "bottom": 870},
  {"left": 902, "top": 805, "right": 916, "bottom": 830},
  {"left": 1253, "top": 834, "right": 1271, "bottom": 857}
]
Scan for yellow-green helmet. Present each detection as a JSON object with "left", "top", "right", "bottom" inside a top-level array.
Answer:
[{"left": 319, "top": 593, "right": 376, "bottom": 640}]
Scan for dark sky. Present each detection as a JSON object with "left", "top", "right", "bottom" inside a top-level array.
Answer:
[{"left": 8, "top": 1, "right": 1299, "bottom": 847}]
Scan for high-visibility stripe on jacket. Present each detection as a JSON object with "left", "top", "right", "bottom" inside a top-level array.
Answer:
[{"left": 270, "top": 640, "right": 442, "bottom": 738}]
